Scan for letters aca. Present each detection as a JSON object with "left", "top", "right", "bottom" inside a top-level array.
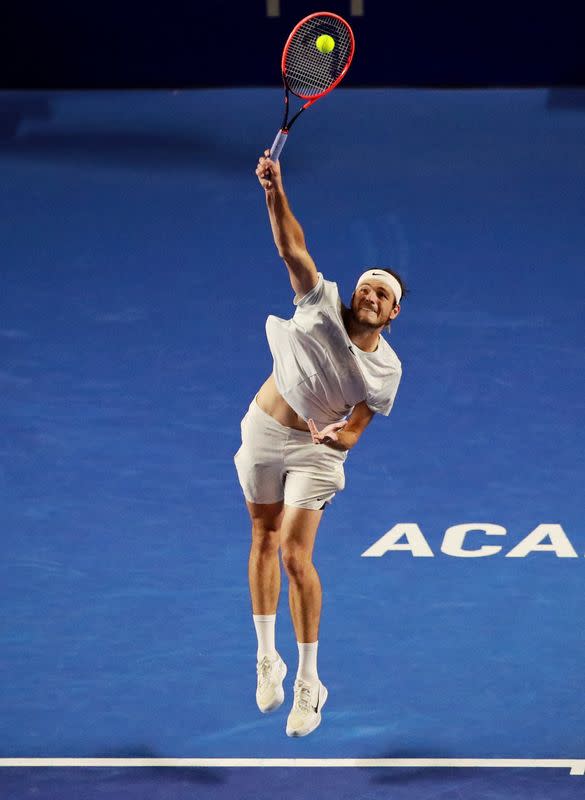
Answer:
[{"left": 361, "top": 524, "right": 579, "bottom": 558}]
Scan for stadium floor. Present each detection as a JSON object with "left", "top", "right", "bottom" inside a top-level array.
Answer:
[{"left": 1, "top": 87, "right": 584, "bottom": 798}]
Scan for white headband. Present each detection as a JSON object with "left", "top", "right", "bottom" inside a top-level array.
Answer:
[{"left": 355, "top": 269, "right": 402, "bottom": 305}]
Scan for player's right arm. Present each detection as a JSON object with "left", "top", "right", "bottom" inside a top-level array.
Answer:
[{"left": 256, "top": 150, "right": 319, "bottom": 298}]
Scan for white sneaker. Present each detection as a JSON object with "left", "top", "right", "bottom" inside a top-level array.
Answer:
[
  {"left": 256, "top": 653, "right": 287, "bottom": 713},
  {"left": 286, "top": 678, "right": 328, "bottom": 737}
]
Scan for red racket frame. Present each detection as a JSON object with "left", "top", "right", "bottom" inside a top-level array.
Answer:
[
  {"left": 269, "top": 11, "right": 355, "bottom": 160},
  {"left": 281, "top": 11, "right": 356, "bottom": 103}
]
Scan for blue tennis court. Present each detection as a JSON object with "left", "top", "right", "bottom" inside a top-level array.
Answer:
[{"left": 1, "top": 87, "right": 584, "bottom": 797}]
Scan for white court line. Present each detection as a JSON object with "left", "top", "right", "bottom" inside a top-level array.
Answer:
[{"left": 0, "top": 758, "right": 584, "bottom": 775}]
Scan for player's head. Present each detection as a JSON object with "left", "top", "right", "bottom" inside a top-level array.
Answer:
[{"left": 350, "top": 268, "right": 407, "bottom": 332}]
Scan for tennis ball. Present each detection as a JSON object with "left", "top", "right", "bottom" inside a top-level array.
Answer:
[{"left": 316, "top": 34, "right": 335, "bottom": 54}]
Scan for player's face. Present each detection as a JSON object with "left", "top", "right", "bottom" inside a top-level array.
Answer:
[{"left": 352, "top": 282, "right": 399, "bottom": 328}]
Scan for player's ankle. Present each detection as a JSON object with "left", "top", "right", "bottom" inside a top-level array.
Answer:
[{"left": 296, "top": 641, "right": 319, "bottom": 683}]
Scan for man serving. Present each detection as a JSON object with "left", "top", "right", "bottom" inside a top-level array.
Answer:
[{"left": 234, "top": 150, "right": 406, "bottom": 737}]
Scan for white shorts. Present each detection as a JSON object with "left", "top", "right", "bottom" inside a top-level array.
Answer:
[{"left": 234, "top": 396, "right": 348, "bottom": 511}]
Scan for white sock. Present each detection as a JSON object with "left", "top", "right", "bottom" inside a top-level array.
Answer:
[
  {"left": 253, "top": 614, "right": 277, "bottom": 660},
  {"left": 296, "top": 641, "right": 319, "bottom": 684}
]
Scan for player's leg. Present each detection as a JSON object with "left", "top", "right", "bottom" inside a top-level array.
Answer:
[
  {"left": 245, "top": 498, "right": 288, "bottom": 714},
  {"left": 280, "top": 503, "right": 329, "bottom": 737},
  {"left": 246, "top": 499, "right": 284, "bottom": 619},
  {"left": 281, "top": 434, "right": 345, "bottom": 655},
  {"left": 279, "top": 504, "right": 324, "bottom": 644},
  {"left": 234, "top": 394, "right": 290, "bottom": 714}
]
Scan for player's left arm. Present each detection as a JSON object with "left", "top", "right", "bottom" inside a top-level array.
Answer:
[
  {"left": 334, "top": 400, "right": 376, "bottom": 450},
  {"left": 308, "top": 400, "right": 375, "bottom": 451}
]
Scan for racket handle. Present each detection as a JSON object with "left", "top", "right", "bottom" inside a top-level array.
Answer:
[{"left": 270, "top": 129, "right": 288, "bottom": 161}]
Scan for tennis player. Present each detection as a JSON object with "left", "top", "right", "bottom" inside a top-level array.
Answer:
[{"left": 234, "top": 150, "right": 406, "bottom": 737}]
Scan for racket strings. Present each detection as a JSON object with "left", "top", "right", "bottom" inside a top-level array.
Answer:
[{"left": 284, "top": 15, "right": 352, "bottom": 98}]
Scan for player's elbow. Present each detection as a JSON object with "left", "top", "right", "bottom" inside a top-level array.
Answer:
[
  {"left": 346, "top": 430, "right": 361, "bottom": 450},
  {"left": 335, "top": 430, "right": 360, "bottom": 451},
  {"left": 278, "top": 237, "right": 306, "bottom": 260},
  {"left": 276, "top": 242, "right": 292, "bottom": 259}
]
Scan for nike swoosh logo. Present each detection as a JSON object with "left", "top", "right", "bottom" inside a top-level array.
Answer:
[{"left": 312, "top": 689, "right": 321, "bottom": 713}]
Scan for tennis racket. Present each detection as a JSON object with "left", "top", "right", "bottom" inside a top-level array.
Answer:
[{"left": 269, "top": 11, "right": 355, "bottom": 161}]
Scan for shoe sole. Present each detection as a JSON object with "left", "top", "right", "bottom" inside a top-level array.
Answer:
[
  {"left": 286, "top": 684, "right": 328, "bottom": 737},
  {"left": 257, "top": 661, "right": 287, "bottom": 714}
]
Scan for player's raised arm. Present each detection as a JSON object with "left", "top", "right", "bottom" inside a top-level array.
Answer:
[{"left": 255, "top": 150, "right": 318, "bottom": 297}]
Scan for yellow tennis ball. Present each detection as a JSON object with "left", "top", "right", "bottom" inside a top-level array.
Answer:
[{"left": 316, "top": 34, "right": 335, "bottom": 54}]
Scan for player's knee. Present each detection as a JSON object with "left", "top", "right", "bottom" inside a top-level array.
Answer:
[
  {"left": 281, "top": 546, "right": 311, "bottom": 581},
  {"left": 251, "top": 523, "right": 280, "bottom": 556}
]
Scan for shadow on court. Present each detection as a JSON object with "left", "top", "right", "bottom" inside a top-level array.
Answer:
[
  {"left": 364, "top": 744, "right": 456, "bottom": 786},
  {"left": 2, "top": 767, "right": 583, "bottom": 800},
  {"left": 85, "top": 747, "right": 226, "bottom": 784},
  {"left": 0, "top": 130, "right": 253, "bottom": 172},
  {"left": 370, "top": 768, "right": 585, "bottom": 798},
  {"left": 0, "top": 94, "right": 52, "bottom": 139},
  {"left": 0, "top": 94, "right": 259, "bottom": 170},
  {"left": 546, "top": 88, "right": 585, "bottom": 111},
  {"left": 95, "top": 767, "right": 226, "bottom": 786}
]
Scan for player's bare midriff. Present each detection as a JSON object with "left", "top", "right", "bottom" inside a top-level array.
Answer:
[{"left": 256, "top": 373, "right": 311, "bottom": 432}]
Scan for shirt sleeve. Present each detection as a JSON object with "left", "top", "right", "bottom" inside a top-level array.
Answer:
[
  {"left": 367, "top": 368, "right": 402, "bottom": 416},
  {"left": 293, "top": 272, "right": 337, "bottom": 308}
]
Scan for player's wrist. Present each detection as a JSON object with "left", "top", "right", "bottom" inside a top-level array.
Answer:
[
  {"left": 265, "top": 185, "right": 283, "bottom": 204},
  {"left": 324, "top": 439, "right": 349, "bottom": 451},
  {"left": 324, "top": 430, "right": 356, "bottom": 451}
]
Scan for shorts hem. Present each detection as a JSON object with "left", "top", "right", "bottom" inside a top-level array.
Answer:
[
  {"left": 243, "top": 493, "right": 285, "bottom": 506},
  {"left": 284, "top": 498, "right": 333, "bottom": 511}
]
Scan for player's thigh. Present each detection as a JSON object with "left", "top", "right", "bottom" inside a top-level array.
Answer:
[
  {"left": 280, "top": 504, "right": 324, "bottom": 562},
  {"left": 246, "top": 500, "right": 284, "bottom": 534}
]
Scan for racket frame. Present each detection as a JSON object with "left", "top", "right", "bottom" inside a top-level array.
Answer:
[{"left": 270, "top": 11, "right": 355, "bottom": 160}]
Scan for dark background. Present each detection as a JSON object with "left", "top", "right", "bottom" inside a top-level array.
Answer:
[{"left": 2, "top": 0, "right": 584, "bottom": 88}]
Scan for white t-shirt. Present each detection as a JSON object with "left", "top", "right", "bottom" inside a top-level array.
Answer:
[{"left": 265, "top": 272, "right": 402, "bottom": 428}]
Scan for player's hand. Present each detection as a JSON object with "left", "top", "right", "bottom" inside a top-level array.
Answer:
[
  {"left": 308, "top": 419, "right": 348, "bottom": 445},
  {"left": 255, "top": 150, "right": 283, "bottom": 193}
]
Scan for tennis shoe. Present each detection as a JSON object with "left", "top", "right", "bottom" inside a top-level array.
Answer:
[
  {"left": 286, "top": 678, "right": 328, "bottom": 737},
  {"left": 256, "top": 653, "right": 287, "bottom": 713}
]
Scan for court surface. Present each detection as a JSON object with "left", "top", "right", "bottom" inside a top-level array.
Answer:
[{"left": 1, "top": 87, "right": 584, "bottom": 797}]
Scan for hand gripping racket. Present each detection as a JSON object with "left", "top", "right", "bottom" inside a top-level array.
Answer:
[{"left": 269, "top": 11, "right": 355, "bottom": 161}]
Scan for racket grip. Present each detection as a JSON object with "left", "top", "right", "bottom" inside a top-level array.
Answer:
[{"left": 270, "top": 129, "right": 288, "bottom": 161}]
